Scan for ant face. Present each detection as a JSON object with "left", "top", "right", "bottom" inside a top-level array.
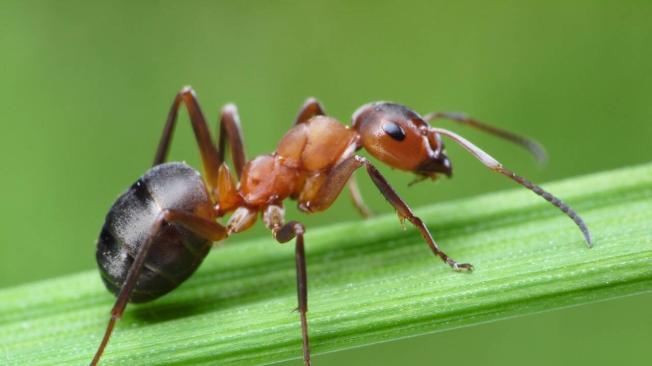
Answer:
[{"left": 352, "top": 102, "right": 452, "bottom": 179}]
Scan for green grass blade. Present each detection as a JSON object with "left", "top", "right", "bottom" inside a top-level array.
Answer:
[{"left": 1, "top": 163, "right": 651, "bottom": 366}]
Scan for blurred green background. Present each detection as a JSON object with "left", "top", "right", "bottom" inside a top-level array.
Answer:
[{"left": 1, "top": 1, "right": 650, "bottom": 365}]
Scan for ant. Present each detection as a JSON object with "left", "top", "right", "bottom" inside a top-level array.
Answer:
[{"left": 91, "top": 87, "right": 592, "bottom": 366}]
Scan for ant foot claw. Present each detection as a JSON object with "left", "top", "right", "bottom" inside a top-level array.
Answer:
[{"left": 452, "top": 262, "right": 474, "bottom": 272}]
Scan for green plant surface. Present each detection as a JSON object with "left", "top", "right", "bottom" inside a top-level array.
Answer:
[{"left": 1, "top": 163, "right": 650, "bottom": 366}]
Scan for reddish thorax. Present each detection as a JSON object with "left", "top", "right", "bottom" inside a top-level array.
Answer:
[{"left": 214, "top": 115, "right": 358, "bottom": 221}]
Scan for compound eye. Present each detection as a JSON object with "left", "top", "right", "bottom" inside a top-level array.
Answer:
[{"left": 382, "top": 121, "right": 406, "bottom": 141}]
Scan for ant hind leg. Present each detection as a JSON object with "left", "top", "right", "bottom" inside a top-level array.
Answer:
[
  {"left": 90, "top": 210, "right": 227, "bottom": 366},
  {"left": 153, "top": 87, "right": 250, "bottom": 194},
  {"left": 153, "top": 87, "right": 221, "bottom": 192}
]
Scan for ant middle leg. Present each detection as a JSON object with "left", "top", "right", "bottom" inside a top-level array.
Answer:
[
  {"left": 301, "top": 156, "right": 473, "bottom": 271},
  {"left": 216, "top": 104, "right": 246, "bottom": 178},
  {"left": 263, "top": 205, "right": 311, "bottom": 366},
  {"left": 348, "top": 175, "right": 373, "bottom": 218}
]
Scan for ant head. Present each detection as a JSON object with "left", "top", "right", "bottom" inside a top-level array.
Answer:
[{"left": 352, "top": 102, "right": 452, "bottom": 179}]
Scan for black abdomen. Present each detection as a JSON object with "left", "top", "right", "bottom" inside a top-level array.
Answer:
[{"left": 96, "top": 162, "right": 213, "bottom": 303}]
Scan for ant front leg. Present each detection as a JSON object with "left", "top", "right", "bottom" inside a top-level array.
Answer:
[
  {"left": 263, "top": 205, "right": 311, "bottom": 366},
  {"left": 294, "top": 99, "right": 373, "bottom": 218},
  {"left": 90, "top": 209, "right": 228, "bottom": 366},
  {"left": 302, "top": 156, "right": 472, "bottom": 271},
  {"left": 359, "top": 158, "right": 472, "bottom": 270}
]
